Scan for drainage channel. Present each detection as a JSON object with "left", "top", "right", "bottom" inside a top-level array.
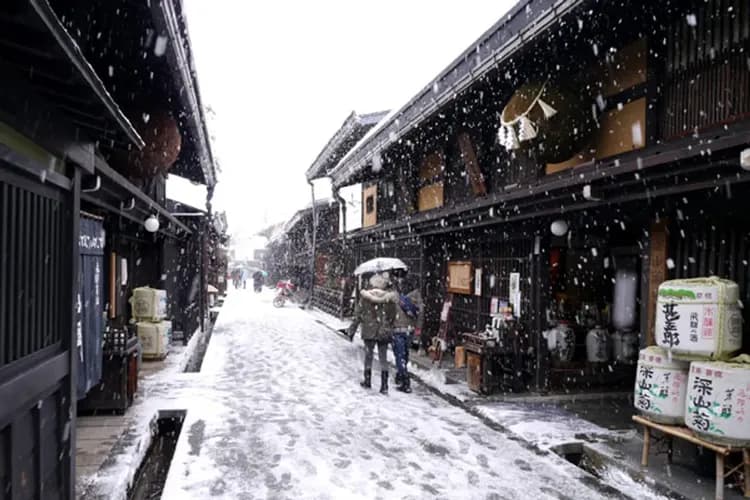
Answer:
[
  {"left": 184, "top": 322, "right": 215, "bottom": 373},
  {"left": 127, "top": 411, "right": 186, "bottom": 500},
  {"left": 552, "top": 442, "right": 686, "bottom": 500}
]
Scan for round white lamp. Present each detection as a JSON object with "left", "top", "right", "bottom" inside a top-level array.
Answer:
[
  {"left": 550, "top": 219, "right": 569, "bottom": 237},
  {"left": 144, "top": 214, "right": 160, "bottom": 233}
]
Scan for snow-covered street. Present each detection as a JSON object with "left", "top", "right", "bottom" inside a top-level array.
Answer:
[{"left": 150, "top": 288, "right": 616, "bottom": 499}]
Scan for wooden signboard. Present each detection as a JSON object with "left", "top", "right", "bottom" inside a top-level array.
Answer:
[
  {"left": 419, "top": 150, "right": 444, "bottom": 180},
  {"left": 546, "top": 98, "right": 647, "bottom": 174},
  {"left": 457, "top": 132, "right": 486, "bottom": 196},
  {"left": 362, "top": 184, "right": 377, "bottom": 227},
  {"left": 544, "top": 38, "right": 648, "bottom": 175},
  {"left": 447, "top": 261, "right": 473, "bottom": 295},
  {"left": 646, "top": 220, "right": 668, "bottom": 346},
  {"left": 418, "top": 182, "right": 444, "bottom": 211}
]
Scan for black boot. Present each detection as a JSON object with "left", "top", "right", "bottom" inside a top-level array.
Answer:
[
  {"left": 380, "top": 371, "right": 389, "bottom": 394},
  {"left": 395, "top": 372, "right": 403, "bottom": 386},
  {"left": 397, "top": 373, "right": 412, "bottom": 393},
  {"left": 360, "top": 369, "right": 371, "bottom": 389}
]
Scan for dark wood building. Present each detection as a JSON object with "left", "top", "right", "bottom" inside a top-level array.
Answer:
[
  {"left": 0, "top": 1, "right": 217, "bottom": 497},
  {"left": 315, "top": 0, "right": 750, "bottom": 393}
]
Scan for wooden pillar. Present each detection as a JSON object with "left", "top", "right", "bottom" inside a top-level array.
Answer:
[
  {"left": 640, "top": 426, "right": 650, "bottom": 467},
  {"left": 532, "top": 234, "right": 550, "bottom": 392},
  {"left": 64, "top": 168, "right": 81, "bottom": 499},
  {"left": 646, "top": 220, "right": 668, "bottom": 346}
]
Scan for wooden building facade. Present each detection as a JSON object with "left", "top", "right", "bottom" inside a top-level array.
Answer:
[
  {"left": 0, "top": 1, "right": 217, "bottom": 497},
  {"left": 311, "top": 0, "right": 750, "bottom": 393}
]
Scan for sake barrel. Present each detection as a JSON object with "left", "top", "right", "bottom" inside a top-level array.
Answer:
[
  {"left": 685, "top": 361, "right": 750, "bottom": 446},
  {"left": 634, "top": 347, "right": 690, "bottom": 424},
  {"left": 130, "top": 287, "right": 167, "bottom": 321},
  {"left": 654, "top": 277, "right": 742, "bottom": 360},
  {"left": 137, "top": 321, "right": 170, "bottom": 360}
]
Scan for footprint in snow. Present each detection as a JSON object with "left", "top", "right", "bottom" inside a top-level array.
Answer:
[{"left": 333, "top": 459, "right": 351, "bottom": 469}]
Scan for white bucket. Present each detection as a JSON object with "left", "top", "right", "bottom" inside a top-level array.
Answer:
[
  {"left": 634, "top": 346, "right": 690, "bottom": 424},
  {"left": 655, "top": 277, "right": 742, "bottom": 360},
  {"left": 685, "top": 361, "right": 750, "bottom": 446}
]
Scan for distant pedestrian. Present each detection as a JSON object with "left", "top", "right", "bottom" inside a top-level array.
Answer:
[
  {"left": 252, "top": 270, "right": 264, "bottom": 292},
  {"left": 241, "top": 268, "right": 248, "bottom": 289},
  {"left": 348, "top": 272, "right": 397, "bottom": 394},
  {"left": 392, "top": 275, "right": 422, "bottom": 393}
]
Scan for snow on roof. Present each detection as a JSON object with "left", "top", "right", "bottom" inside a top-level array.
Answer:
[
  {"left": 305, "top": 110, "right": 389, "bottom": 181},
  {"left": 267, "top": 198, "right": 335, "bottom": 244},
  {"left": 328, "top": 0, "right": 582, "bottom": 188}
]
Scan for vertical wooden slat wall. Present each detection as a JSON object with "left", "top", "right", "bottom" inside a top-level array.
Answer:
[
  {"left": 660, "top": 0, "right": 750, "bottom": 140},
  {"left": 0, "top": 176, "right": 66, "bottom": 369}
]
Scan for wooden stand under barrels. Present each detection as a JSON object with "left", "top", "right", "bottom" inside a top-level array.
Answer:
[{"left": 633, "top": 415, "right": 750, "bottom": 500}]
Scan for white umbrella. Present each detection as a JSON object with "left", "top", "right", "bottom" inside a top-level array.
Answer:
[{"left": 353, "top": 257, "right": 408, "bottom": 276}]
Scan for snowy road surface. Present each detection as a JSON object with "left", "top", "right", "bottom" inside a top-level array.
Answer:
[{"left": 156, "top": 289, "right": 613, "bottom": 499}]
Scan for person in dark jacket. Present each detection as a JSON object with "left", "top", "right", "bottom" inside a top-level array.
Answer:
[
  {"left": 252, "top": 270, "right": 264, "bottom": 292},
  {"left": 348, "top": 273, "right": 398, "bottom": 394},
  {"left": 392, "top": 275, "right": 422, "bottom": 393}
]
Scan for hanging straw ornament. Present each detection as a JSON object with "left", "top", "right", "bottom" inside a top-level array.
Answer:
[
  {"left": 499, "top": 125, "right": 516, "bottom": 150},
  {"left": 517, "top": 116, "right": 538, "bottom": 142},
  {"left": 506, "top": 125, "right": 520, "bottom": 150},
  {"left": 498, "top": 79, "right": 559, "bottom": 152},
  {"left": 537, "top": 98, "right": 558, "bottom": 119}
]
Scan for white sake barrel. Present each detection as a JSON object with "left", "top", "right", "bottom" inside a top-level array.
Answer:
[
  {"left": 634, "top": 347, "right": 690, "bottom": 424},
  {"left": 137, "top": 321, "right": 170, "bottom": 359},
  {"left": 685, "top": 361, "right": 750, "bottom": 446},
  {"left": 586, "top": 327, "right": 610, "bottom": 362},
  {"left": 654, "top": 277, "right": 742, "bottom": 360}
]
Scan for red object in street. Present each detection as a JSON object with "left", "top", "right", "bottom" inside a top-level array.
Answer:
[{"left": 276, "top": 280, "right": 295, "bottom": 290}]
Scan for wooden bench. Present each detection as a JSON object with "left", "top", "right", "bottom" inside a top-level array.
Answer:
[{"left": 633, "top": 415, "right": 750, "bottom": 499}]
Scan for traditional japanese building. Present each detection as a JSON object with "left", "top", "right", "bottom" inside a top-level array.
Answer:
[
  {"left": 311, "top": 0, "right": 750, "bottom": 393},
  {"left": 0, "top": 0, "right": 217, "bottom": 496}
]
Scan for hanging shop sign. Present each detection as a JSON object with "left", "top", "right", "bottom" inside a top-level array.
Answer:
[
  {"left": 77, "top": 215, "right": 105, "bottom": 399},
  {"left": 509, "top": 272, "right": 521, "bottom": 317},
  {"left": 447, "top": 261, "right": 473, "bottom": 295}
]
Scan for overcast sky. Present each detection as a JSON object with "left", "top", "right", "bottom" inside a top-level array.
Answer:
[{"left": 181, "top": 0, "right": 515, "bottom": 237}]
